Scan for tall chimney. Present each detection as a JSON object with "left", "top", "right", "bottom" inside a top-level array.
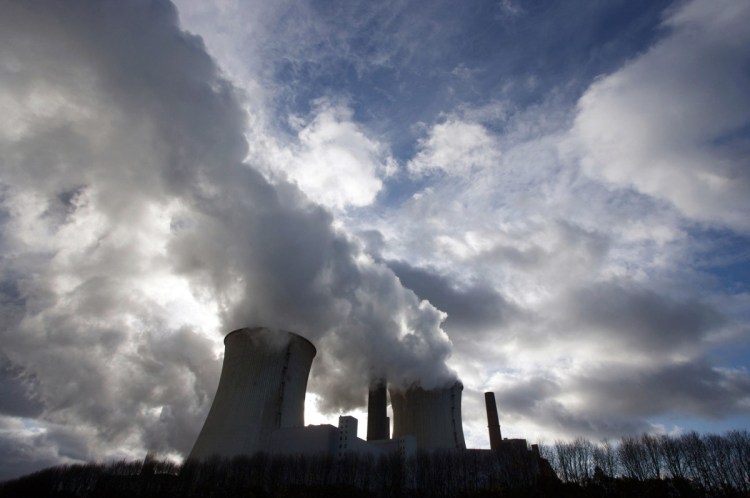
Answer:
[
  {"left": 367, "top": 379, "right": 389, "bottom": 440},
  {"left": 485, "top": 391, "right": 502, "bottom": 450}
]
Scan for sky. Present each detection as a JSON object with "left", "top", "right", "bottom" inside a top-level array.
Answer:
[{"left": 1, "top": 0, "right": 749, "bottom": 481}]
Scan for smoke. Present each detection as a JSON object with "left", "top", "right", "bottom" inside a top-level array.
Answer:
[{"left": 0, "top": 0, "right": 455, "bottom": 474}]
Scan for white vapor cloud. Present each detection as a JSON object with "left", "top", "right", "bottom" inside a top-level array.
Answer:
[
  {"left": 258, "top": 100, "right": 396, "bottom": 210},
  {"left": 0, "top": 0, "right": 456, "bottom": 479},
  {"left": 571, "top": 0, "right": 750, "bottom": 230},
  {"left": 408, "top": 119, "right": 499, "bottom": 176}
]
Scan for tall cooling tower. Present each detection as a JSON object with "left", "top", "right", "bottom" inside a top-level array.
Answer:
[
  {"left": 367, "top": 379, "right": 389, "bottom": 441},
  {"left": 188, "top": 327, "right": 316, "bottom": 460},
  {"left": 389, "top": 381, "right": 466, "bottom": 450}
]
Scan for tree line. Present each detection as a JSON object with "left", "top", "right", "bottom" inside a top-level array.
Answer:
[
  {"left": 1, "top": 431, "right": 749, "bottom": 497},
  {"left": 0, "top": 450, "right": 542, "bottom": 498},
  {"left": 540, "top": 430, "right": 750, "bottom": 496}
]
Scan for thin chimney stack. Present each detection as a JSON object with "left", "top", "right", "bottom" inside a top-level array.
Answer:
[{"left": 485, "top": 391, "right": 502, "bottom": 450}]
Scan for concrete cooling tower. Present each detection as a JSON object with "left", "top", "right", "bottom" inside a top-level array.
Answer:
[
  {"left": 367, "top": 379, "right": 389, "bottom": 441},
  {"left": 188, "top": 327, "right": 316, "bottom": 460},
  {"left": 389, "top": 381, "right": 466, "bottom": 450}
]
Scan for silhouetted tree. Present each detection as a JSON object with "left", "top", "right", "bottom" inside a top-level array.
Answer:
[
  {"left": 641, "top": 433, "right": 663, "bottom": 479},
  {"left": 660, "top": 433, "right": 687, "bottom": 480},
  {"left": 592, "top": 439, "right": 618, "bottom": 478},
  {"left": 5, "top": 431, "right": 750, "bottom": 498}
]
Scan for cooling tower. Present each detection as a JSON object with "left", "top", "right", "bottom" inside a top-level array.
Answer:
[
  {"left": 188, "top": 327, "right": 316, "bottom": 460},
  {"left": 367, "top": 379, "right": 389, "bottom": 441},
  {"left": 389, "top": 381, "right": 466, "bottom": 450}
]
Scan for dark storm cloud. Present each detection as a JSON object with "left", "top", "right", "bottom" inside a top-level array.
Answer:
[
  {"left": 491, "top": 360, "right": 750, "bottom": 440},
  {"left": 0, "top": 417, "right": 103, "bottom": 481},
  {"left": 578, "top": 361, "right": 750, "bottom": 419},
  {"left": 0, "top": 355, "right": 43, "bottom": 418},
  {"left": 485, "top": 338, "right": 750, "bottom": 439},
  {"left": 386, "top": 259, "right": 516, "bottom": 330},
  {"left": 562, "top": 281, "right": 724, "bottom": 352},
  {"left": 495, "top": 376, "right": 558, "bottom": 415},
  {"left": 537, "top": 403, "right": 654, "bottom": 441},
  {"left": 0, "top": 422, "right": 65, "bottom": 481},
  {"left": 477, "top": 276, "right": 741, "bottom": 439},
  {"left": 490, "top": 376, "right": 653, "bottom": 440}
]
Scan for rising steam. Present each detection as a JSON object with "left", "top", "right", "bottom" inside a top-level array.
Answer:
[{"left": 0, "top": 0, "right": 455, "bottom": 467}]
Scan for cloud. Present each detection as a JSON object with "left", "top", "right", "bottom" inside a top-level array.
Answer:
[
  {"left": 408, "top": 119, "right": 499, "bottom": 176},
  {"left": 255, "top": 100, "right": 395, "bottom": 210},
  {"left": 365, "top": 84, "right": 747, "bottom": 445},
  {"left": 466, "top": 375, "right": 656, "bottom": 442},
  {"left": 570, "top": 0, "right": 750, "bottom": 230},
  {"left": 0, "top": 354, "right": 43, "bottom": 419},
  {"left": 199, "top": 0, "right": 750, "bottom": 452},
  {"left": 0, "top": 417, "right": 79, "bottom": 481},
  {"left": 559, "top": 281, "right": 725, "bottom": 354},
  {"left": 473, "top": 277, "right": 744, "bottom": 439},
  {"left": 0, "top": 0, "right": 458, "bottom": 477},
  {"left": 478, "top": 353, "right": 750, "bottom": 441},
  {"left": 385, "top": 259, "right": 518, "bottom": 333},
  {"left": 576, "top": 361, "right": 750, "bottom": 420},
  {"left": 497, "top": 0, "right": 524, "bottom": 20},
  {"left": 2, "top": 0, "right": 749, "bottom": 477}
]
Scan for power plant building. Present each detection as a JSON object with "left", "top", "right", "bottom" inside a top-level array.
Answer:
[
  {"left": 187, "top": 325, "right": 551, "bottom": 478},
  {"left": 188, "top": 326, "right": 415, "bottom": 461},
  {"left": 266, "top": 416, "right": 414, "bottom": 459}
]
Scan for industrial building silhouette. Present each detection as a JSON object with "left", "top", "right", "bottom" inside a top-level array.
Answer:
[{"left": 188, "top": 326, "right": 552, "bottom": 477}]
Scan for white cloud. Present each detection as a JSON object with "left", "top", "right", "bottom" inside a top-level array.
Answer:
[
  {"left": 361, "top": 53, "right": 749, "bottom": 441},
  {"left": 570, "top": 0, "right": 750, "bottom": 231},
  {"left": 276, "top": 102, "right": 395, "bottom": 210},
  {"left": 408, "top": 119, "right": 499, "bottom": 176},
  {"left": 0, "top": 1, "right": 459, "bottom": 478}
]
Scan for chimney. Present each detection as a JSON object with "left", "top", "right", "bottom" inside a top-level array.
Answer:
[
  {"left": 485, "top": 392, "right": 502, "bottom": 450},
  {"left": 367, "top": 379, "right": 389, "bottom": 440}
]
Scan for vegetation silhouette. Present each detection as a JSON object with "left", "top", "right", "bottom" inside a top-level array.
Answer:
[{"left": 1, "top": 430, "right": 749, "bottom": 497}]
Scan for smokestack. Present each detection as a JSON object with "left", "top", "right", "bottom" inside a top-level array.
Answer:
[
  {"left": 367, "top": 379, "right": 389, "bottom": 441},
  {"left": 390, "top": 381, "right": 466, "bottom": 450},
  {"left": 188, "top": 327, "right": 316, "bottom": 460},
  {"left": 485, "top": 391, "right": 502, "bottom": 450}
]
